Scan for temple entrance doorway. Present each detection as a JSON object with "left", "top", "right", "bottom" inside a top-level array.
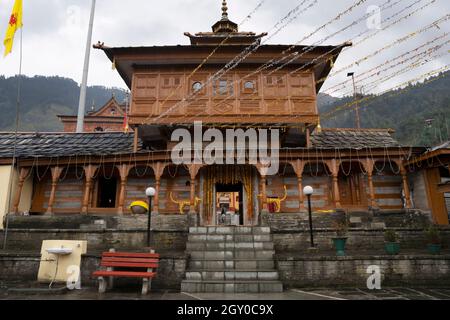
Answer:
[
  {"left": 215, "top": 183, "right": 244, "bottom": 226},
  {"left": 97, "top": 177, "right": 118, "bottom": 208},
  {"left": 200, "top": 165, "right": 257, "bottom": 226}
]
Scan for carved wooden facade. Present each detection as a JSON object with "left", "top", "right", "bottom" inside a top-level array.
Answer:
[
  {"left": 5, "top": 3, "right": 440, "bottom": 227},
  {"left": 130, "top": 68, "right": 317, "bottom": 125}
]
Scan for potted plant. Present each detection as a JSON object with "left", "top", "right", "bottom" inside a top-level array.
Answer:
[
  {"left": 332, "top": 220, "right": 348, "bottom": 256},
  {"left": 384, "top": 230, "right": 400, "bottom": 255},
  {"left": 425, "top": 225, "right": 442, "bottom": 255}
]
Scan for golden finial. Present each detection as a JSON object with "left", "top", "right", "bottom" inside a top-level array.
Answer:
[
  {"left": 317, "top": 118, "right": 322, "bottom": 133},
  {"left": 222, "top": 0, "right": 229, "bottom": 20}
]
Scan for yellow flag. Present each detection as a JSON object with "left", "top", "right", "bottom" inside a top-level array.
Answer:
[{"left": 3, "top": 0, "right": 23, "bottom": 57}]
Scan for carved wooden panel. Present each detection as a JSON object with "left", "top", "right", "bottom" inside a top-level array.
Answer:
[
  {"left": 129, "top": 68, "right": 319, "bottom": 124},
  {"left": 289, "top": 73, "right": 314, "bottom": 97},
  {"left": 264, "top": 100, "right": 290, "bottom": 114},
  {"left": 239, "top": 100, "right": 261, "bottom": 114},
  {"left": 186, "top": 100, "right": 208, "bottom": 116},
  {"left": 133, "top": 100, "right": 157, "bottom": 115},
  {"left": 291, "top": 99, "right": 316, "bottom": 114},
  {"left": 134, "top": 74, "right": 158, "bottom": 99},
  {"left": 212, "top": 100, "right": 235, "bottom": 114},
  {"left": 159, "top": 74, "right": 184, "bottom": 99},
  {"left": 159, "top": 101, "right": 185, "bottom": 116},
  {"left": 263, "top": 74, "right": 288, "bottom": 98}
]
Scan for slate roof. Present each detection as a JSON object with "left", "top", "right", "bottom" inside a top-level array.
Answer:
[
  {"left": 0, "top": 128, "right": 402, "bottom": 159},
  {"left": 0, "top": 132, "right": 137, "bottom": 158},
  {"left": 311, "top": 128, "right": 401, "bottom": 149}
]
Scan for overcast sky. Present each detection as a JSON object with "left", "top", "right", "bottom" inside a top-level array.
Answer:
[{"left": 0, "top": 0, "right": 448, "bottom": 97}]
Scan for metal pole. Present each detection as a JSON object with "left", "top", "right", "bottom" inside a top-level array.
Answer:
[
  {"left": 352, "top": 74, "right": 361, "bottom": 129},
  {"left": 147, "top": 196, "right": 152, "bottom": 247},
  {"left": 4, "top": 27, "right": 24, "bottom": 249},
  {"left": 307, "top": 195, "right": 315, "bottom": 248},
  {"left": 76, "top": 0, "right": 96, "bottom": 133}
]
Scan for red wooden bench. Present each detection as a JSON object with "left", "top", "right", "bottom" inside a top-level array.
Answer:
[{"left": 92, "top": 251, "right": 160, "bottom": 294}]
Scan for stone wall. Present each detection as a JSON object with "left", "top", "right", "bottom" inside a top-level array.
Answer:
[
  {"left": 0, "top": 252, "right": 187, "bottom": 291},
  {"left": 2, "top": 252, "right": 449, "bottom": 290},
  {"left": 276, "top": 254, "right": 450, "bottom": 287},
  {"left": 272, "top": 229, "right": 450, "bottom": 252},
  {"left": 1, "top": 229, "right": 188, "bottom": 252},
  {"left": 3, "top": 214, "right": 189, "bottom": 252}
]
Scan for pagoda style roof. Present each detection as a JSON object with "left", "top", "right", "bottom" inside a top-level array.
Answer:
[
  {"left": 0, "top": 132, "right": 137, "bottom": 158},
  {"left": 94, "top": 43, "right": 349, "bottom": 93},
  {"left": 0, "top": 128, "right": 412, "bottom": 160}
]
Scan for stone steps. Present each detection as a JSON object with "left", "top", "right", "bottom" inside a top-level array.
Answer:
[
  {"left": 186, "top": 242, "right": 274, "bottom": 251},
  {"left": 189, "top": 259, "right": 275, "bottom": 270},
  {"left": 182, "top": 226, "right": 283, "bottom": 293},
  {"left": 189, "top": 250, "right": 275, "bottom": 260},
  {"left": 181, "top": 280, "right": 283, "bottom": 294},
  {"left": 189, "top": 227, "right": 271, "bottom": 235},
  {"left": 186, "top": 270, "right": 279, "bottom": 281},
  {"left": 188, "top": 234, "right": 273, "bottom": 242}
]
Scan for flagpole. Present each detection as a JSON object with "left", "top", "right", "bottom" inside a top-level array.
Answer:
[
  {"left": 76, "top": 0, "right": 96, "bottom": 133},
  {"left": 3, "top": 27, "right": 23, "bottom": 250}
]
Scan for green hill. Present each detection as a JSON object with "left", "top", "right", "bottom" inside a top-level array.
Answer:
[
  {"left": 319, "top": 70, "right": 450, "bottom": 148},
  {"left": 0, "top": 75, "right": 126, "bottom": 132}
]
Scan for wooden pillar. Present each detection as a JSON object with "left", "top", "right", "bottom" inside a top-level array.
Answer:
[
  {"left": 188, "top": 164, "right": 203, "bottom": 213},
  {"left": 46, "top": 167, "right": 63, "bottom": 215},
  {"left": 401, "top": 167, "right": 412, "bottom": 209},
  {"left": 81, "top": 165, "right": 98, "bottom": 215},
  {"left": 117, "top": 164, "right": 131, "bottom": 215},
  {"left": 151, "top": 162, "right": 166, "bottom": 214},
  {"left": 330, "top": 159, "right": 342, "bottom": 209},
  {"left": 12, "top": 167, "right": 31, "bottom": 214},
  {"left": 367, "top": 173, "right": 376, "bottom": 208},
  {"left": 133, "top": 127, "right": 139, "bottom": 153},
  {"left": 365, "top": 159, "right": 376, "bottom": 209},
  {"left": 256, "top": 165, "right": 270, "bottom": 212},
  {"left": 306, "top": 127, "right": 312, "bottom": 148},
  {"left": 290, "top": 160, "right": 306, "bottom": 211},
  {"left": 260, "top": 175, "right": 268, "bottom": 212},
  {"left": 297, "top": 176, "right": 305, "bottom": 211}
]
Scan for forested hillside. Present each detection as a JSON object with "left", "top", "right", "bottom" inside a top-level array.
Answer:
[
  {"left": 0, "top": 75, "right": 126, "bottom": 132},
  {"left": 0, "top": 72, "right": 449, "bottom": 148},
  {"left": 319, "top": 70, "right": 450, "bottom": 147}
]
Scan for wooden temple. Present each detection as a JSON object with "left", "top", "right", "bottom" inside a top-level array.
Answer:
[{"left": 0, "top": 1, "right": 448, "bottom": 226}]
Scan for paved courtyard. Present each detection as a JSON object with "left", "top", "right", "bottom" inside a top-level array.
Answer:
[{"left": 2, "top": 285, "right": 450, "bottom": 300}]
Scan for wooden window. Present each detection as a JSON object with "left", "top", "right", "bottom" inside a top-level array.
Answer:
[
  {"left": 242, "top": 80, "right": 257, "bottom": 94},
  {"left": 174, "top": 78, "right": 181, "bottom": 86},
  {"left": 244, "top": 81, "right": 255, "bottom": 90},
  {"left": 266, "top": 75, "right": 285, "bottom": 86},
  {"left": 163, "top": 78, "right": 171, "bottom": 87},
  {"left": 214, "top": 79, "right": 233, "bottom": 96},
  {"left": 192, "top": 81, "right": 203, "bottom": 92}
]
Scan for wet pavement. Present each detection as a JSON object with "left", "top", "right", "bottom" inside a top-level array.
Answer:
[{"left": 1, "top": 285, "right": 450, "bottom": 300}]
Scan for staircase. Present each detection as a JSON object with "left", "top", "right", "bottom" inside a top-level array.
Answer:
[{"left": 181, "top": 226, "right": 283, "bottom": 293}]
